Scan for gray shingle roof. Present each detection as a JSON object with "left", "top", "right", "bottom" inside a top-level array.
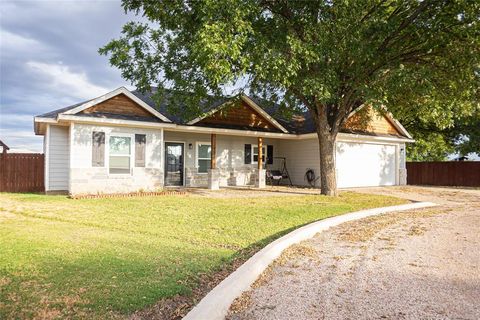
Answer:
[
  {"left": 35, "top": 87, "right": 407, "bottom": 138},
  {"left": 131, "top": 88, "right": 229, "bottom": 125},
  {"left": 36, "top": 99, "right": 92, "bottom": 118}
]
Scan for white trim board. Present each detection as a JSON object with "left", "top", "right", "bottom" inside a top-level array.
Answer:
[
  {"left": 44, "top": 124, "right": 50, "bottom": 191},
  {"left": 106, "top": 132, "right": 136, "bottom": 177},
  {"left": 195, "top": 141, "right": 212, "bottom": 174},
  {"left": 41, "top": 114, "right": 414, "bottom": 143},
  {"left": 63, "top": 87, "right": 172, "bottom": 123}
]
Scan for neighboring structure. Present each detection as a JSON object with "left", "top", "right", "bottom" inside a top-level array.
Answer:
[
  {"left": 0, "top": 140, "right": 9, "bottom": 155},
  {"left": 34, "top": 87, "right": 413, "bottom": 195}
]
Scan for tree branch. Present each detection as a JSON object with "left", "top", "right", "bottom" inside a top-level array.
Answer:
[{"left": 377, "top": 0, "right": 433, "bottom": 53}]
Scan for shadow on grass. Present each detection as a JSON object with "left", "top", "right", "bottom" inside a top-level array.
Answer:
[{"left": 131, "top": 216, "right": 339, "bottom": 320}]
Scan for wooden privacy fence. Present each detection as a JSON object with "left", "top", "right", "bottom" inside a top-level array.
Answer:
[
  {"left": 406, "top": 161, "right": 480, "bottom": 187},
  {"left": 0, "top": 153, "right": 45, "bottom": 192}
]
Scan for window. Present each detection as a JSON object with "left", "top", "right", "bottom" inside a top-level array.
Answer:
[
  {"left": 252, "top": 144, "right": 266, "bottom": 164},
  {"left": 109, "top": 135, "right": 132, "bottom": 174},
  {"left": 196, "top": 142, "right": 211, "bottom": 173}
]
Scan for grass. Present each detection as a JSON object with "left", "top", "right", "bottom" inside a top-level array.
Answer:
[{"left": 0, "top": 191, "right": 406, "bottom": 319}]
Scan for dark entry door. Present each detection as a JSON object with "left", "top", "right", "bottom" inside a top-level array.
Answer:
[{"left": 165, "top": 142, "right": 184, "bottom": 186}]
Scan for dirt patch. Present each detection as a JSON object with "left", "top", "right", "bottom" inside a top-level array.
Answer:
[
  {"left": 229, "top": 243, "right": 319, "bottom": 316},
  {"left": 336, "top": 208, "right": 441, "bottom": 243},
  {"left": 229, "top": 292, "right": 254, "bottom": 316},
  {"left": 274, "top": 244, "right": 319, "bottom": 266},
  {"left": 0, "top": 211, "right": 20, "bottom": 221},
  {"left": 185, "top": 186, "right": 322, "bottom": 199}
]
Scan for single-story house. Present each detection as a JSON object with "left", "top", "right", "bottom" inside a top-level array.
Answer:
[{"left": 34, "top": 87, "right": 413, "bottom": 195}]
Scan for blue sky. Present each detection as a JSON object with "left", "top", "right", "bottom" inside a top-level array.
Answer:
[{"left": 0, "top": 0, "right": 141, "bottom": 152}]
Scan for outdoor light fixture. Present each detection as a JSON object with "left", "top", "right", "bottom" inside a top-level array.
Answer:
[{"left": 189, "top": 143, "right": 193, "bottom": 150}]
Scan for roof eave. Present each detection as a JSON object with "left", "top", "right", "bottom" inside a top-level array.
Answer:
[{"left": 34, "top": 116, "right": 58, "bottom": 135}]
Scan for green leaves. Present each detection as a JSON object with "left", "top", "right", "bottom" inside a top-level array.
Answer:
[{"left": 100, "top": 0, "right": 480, "bottom": 164}]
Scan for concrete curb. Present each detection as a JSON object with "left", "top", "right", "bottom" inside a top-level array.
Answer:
[{"left": 183, "top": 201, "right": 437, "bottom": 320}]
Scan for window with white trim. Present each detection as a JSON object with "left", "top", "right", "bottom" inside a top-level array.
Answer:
[
  {"left": 109, "top": 135, "right": 132, "bottom": 174},
  {"left": 196, "top": 142, "right": 211, "bottom": 173},
  {"left": 252, "top": 144, "right": 266, "bottom": 164}
]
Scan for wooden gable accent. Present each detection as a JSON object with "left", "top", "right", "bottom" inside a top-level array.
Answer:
[
  {"left": 343, "top": 107, "right": 401, "bottom": 136},
  {"left": 197, "top": 101, "right": 278, "bottom": 131},
  {"left": 80, "top": 93, "right": 156, "bottom": 118}
]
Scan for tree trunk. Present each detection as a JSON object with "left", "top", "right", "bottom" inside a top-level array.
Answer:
[
  {"left": 314, "top": 109, "right": 338, "bottom": 196},
  {"left": 317, "top": 129, "right": 337, "bottom": 196}
]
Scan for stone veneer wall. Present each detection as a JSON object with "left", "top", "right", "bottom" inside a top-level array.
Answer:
[{"left": 185, "top": 167, "right": 258, "bottom": 187}]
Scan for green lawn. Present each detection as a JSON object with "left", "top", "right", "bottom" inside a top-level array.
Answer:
[{"left": 0, "top": 191, "right": 406, "bottom": 319}]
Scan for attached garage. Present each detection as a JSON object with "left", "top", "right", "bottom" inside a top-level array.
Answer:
[
  {"left": 276, "top": 106, "right": 411, "bottom": 189},
  {"left": 336, "top": 141, "right": 397, "bottom": 188}
]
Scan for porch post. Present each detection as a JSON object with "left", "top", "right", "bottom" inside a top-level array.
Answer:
[
  {"left": 256, "top": 137, "right": 266, "bottom": 188},
  {"left": 211, "top": 133, "right": 217, "bottom": 169},
  {"left": 208, "top": 133, "right": 220, "bottom": 190},
  {"left": 257, "top": 137, "right": 263, "bottom": 170}
]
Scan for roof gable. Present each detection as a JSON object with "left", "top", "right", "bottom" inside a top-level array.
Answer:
[
  {"left": 343, "top": 106, "right": 409, "bottom": 138},
  {"left": 188, "top": 95, "right": 288, "bottom": 133},
  {"left": 80, "top": 93, "right": 156, "bottom": 118},
  {"left": 64, "top": 87, "right": 171, "bottom": 122},
  {"left": 196, "top": 101, "right": 280, "bottom": 131}
]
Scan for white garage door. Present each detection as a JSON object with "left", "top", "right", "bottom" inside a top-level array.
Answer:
[{"left": 336, "top": 142, "right": 397, "bottom": 188}]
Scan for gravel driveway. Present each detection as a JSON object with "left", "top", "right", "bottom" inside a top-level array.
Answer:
[{"left": 227, "top": 187, "right": 480, "bottom": 320}]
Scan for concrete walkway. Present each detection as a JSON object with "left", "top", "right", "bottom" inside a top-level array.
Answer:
[{"left": 227, "top": 186, "right": 480, "bottom": 320}]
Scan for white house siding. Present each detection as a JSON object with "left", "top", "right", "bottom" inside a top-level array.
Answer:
[
  {"left": 276, "top": 138, "right": 321, "bottom": 187},
  {"left": 47, "top": 125, "right": 70, "bottom": 191},
  {"left": 278, "top": 136, "right": 402, "bottom": 188},
  {"left": 69, "top": 123, "right": 163, "bottom": 195},
  {"left": 163, "top": 131, "right": 280, "bottom": 187},
  {"left": 63, "top": 121, "right": 405, "bottom": 194}
]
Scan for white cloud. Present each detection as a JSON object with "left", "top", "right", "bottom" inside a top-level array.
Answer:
[
  {"left": 0, "top": 128, "right": 42, "bottom": 152},
  {"left": 26, "top": 61, "right": 110, "bottom": 100},
  {"left": 0, "top": 113, "right": 34, "bottom": 125},
  {"left": 0, "top": 29, "right": 46, "bottom": 53}
]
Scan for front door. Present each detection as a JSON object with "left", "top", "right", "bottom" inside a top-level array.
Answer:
[{"left": 165, "top": 142, "right": 184, "bottom": 186}]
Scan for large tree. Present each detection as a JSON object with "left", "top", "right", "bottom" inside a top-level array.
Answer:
[
  {"left": 100, "top": 0, "right": 479, "bottom": 195},
  {"left": 399, "top": 108, "right": 480, "bottom": 161}
]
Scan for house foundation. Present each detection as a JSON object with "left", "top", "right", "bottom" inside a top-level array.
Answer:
[
  {"left": 256, "top": 169, "right": 266, "bottom": 188},
  {"left": 208, "top": 168, "right": 221, "bottom": 190}
]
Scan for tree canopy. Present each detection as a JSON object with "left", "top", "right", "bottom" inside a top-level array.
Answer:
[
  {"left": 401, "top": 107, "right": 480, "bottom": 161},
  {"left": 100, "top": 0, "right": 480, "bottom": 194}
]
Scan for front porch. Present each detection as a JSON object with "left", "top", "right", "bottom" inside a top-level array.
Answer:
[
  {"left": 163, "top": 130, "right": 278, "bottom": 190},
  {"left": 207, "top": 134, "right": 267, "bottom": 190}
]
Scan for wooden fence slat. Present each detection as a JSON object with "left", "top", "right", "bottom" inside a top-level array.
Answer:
[
  {"left": 407, "top": 162, "right": 480, "bottom": 187},
  {"left": 0, "top": 153, "right": 45, "bottom": 193}
]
